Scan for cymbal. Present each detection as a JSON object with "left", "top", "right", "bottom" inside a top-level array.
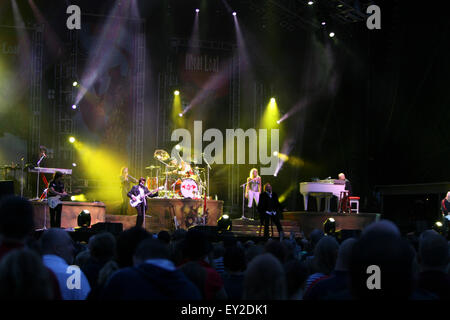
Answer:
[
  {"left": 154, "top": 149, "right": 170, "bottom": 161},
  {"left": 145, "top": 165, "right": 160, "bottom": 169}
]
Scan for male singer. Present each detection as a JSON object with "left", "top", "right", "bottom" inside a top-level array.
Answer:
[{"left": 257, "top": 183, "right": 285, "bottom": 240}]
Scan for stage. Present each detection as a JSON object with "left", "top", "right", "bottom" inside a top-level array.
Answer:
[
  {"left": 31, "top": 198, "right": 223, "bottom": 233},
  {"left": 107, "top": 198, "right": 224, "bottom": 233},
  {"left": 30, "top": 200, "right": 106, "bottom": 230},
  {"left": 282, "top": 211, "right": 380, "bottom": 237}
]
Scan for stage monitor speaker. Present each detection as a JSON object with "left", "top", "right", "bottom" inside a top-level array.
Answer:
[
  {"left": 0, "top": 180, "right": 14, "bottom": 199},
  {"left": 91, "top": 222, "right": 123, "bottom": 235}
]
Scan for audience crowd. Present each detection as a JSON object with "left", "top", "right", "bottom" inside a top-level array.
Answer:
[{"left": 0, "top": 195, "right": 449, "bottom": 300}]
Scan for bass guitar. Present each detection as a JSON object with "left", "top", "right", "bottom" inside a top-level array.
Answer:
[
  {"left": 47, "top": 189, "right": 82, "bottom": 209},
  {"left": 129, "top": 187, "right": 162, "bottom": 207}
]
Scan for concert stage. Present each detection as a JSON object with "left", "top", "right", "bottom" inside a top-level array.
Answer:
[
  {"left": 30, "top": 200, "right": 106, "bottom": 230},
  {"left": 106, "top": 198, "right": 224, "bottom": 233},
  {"left": 283, "top": 211, "right": 380, "bottom": 237}
]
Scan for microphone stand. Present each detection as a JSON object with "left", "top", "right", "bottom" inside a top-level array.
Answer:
[
  {"left": 240, "top": 180, "right": 250, "bottom": 220},
  {"left": 20, "top": 157, "right": 24, "bottom": 197},
  {"left": 35, "top": 154, "right": 46, "bottom": 200},
  {"left": 201, "top": 154, "right": 212, "bottom": 225},
  {"left": 202, "top": 154, "right": 211, "bottom": 199},
  {"left": 156, "top": 158, "right": 170, "bottom": 198}
]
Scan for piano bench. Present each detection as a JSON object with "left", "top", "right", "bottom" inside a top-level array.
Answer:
[{"left": 349, "top": 196, "right": 360, "bottom": 214}]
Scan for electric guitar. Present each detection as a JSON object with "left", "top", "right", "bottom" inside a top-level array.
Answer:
[
  {"left": 47, "top": 195, "right": 64, "bottom": 209},
  {"left": 47, "top": 189, "right": 81, "bottom": 209},
  {"left": 129, "top": 186, "right": 162, "bottom": 207}
]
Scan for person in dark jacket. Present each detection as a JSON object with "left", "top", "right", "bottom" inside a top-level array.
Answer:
[
  {"left": 257, "top": 183, "right": 285, "bottom": 240},
  {"left": 127, "top": 177, "right": 158, "bottom": 228},
  {"left": 100, "top": 238, "right": 201, "bottom": 300}
]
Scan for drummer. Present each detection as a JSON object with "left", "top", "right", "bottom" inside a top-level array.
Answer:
[{"left": 170, "top": 158, "right": 193, "bottom": 177}]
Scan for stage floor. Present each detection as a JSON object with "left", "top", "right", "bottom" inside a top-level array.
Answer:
[
  {"left": 30, "top": 200, "right": 106, "bottom": 230},
  {"left": 107, "top": 198, "right": 224, "bottom": 233},
  {"left": 283, "top": 211, "right": 380, "bottom": 237},
  {"left": 30, "top": 198, "right": 223, "bottom": 232}
]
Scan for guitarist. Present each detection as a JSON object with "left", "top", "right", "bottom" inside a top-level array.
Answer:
[
  {"left": 127, "top": 177, "right": 158, "bottom": 228},
  {"left": 48, "top": 171, "right": 67, "bottom": 228}
]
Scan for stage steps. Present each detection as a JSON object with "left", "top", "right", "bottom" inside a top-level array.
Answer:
[{"left": 230, "top": 218, "right": 301, "bottom": 238}]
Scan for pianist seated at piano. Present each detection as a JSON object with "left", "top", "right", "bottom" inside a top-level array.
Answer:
[
  {"left": 299, "top": 173, "right": 352, "bottom": 212},
  {"left": 338, "top": 173, "right": 352, "bottom": 196}
]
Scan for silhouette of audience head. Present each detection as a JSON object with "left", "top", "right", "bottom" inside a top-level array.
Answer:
[
  {"left": 157, "top": 230, "right": 171, "bottom": 244},
  {"left": 0, "top": 248, "right": 54, "bottom": 300},
  {"left": 0, "top": 195, "right": 34, "bottom": 241},
  {"left": 335, "top": 238, "right": 357, "bottom": 272},
  {"left": 312, "top": 236, "right": 339, "bottom": 275},
  {"left": 349, "top": 221, "right": 415, "bottom": 299},
  {"left": 419, "top": 230, "right": 448, "bottom": 271},
  {"left": 224, "top": 245, "right": 246, "bottom": 273},
  {"left": 116, "top": 227, "right": 151, "bottom": 268},
  {"left": 40, "top": 228, "right": 75, "bottom": 265},
  {"left": 309, "top": 229, "right": 325, "bottom": 251},
  {"left": 284, "top": 259, "right": 308, "bottom": 299},
  {"left": 182, "top": 229, "right": 212, "bottom": 261},
  {"left": 265, "top": 239, "right": 288, "bottom": 264},
  {"left": 179, "top": 261, "right": 207, "bottom": 298},
  {"left": 133, "top": 237, "right": 170, "bottom": 266},
  {"left": 243, "top": 253, "right": 287, "bottom": 300},
  {"left": 89, "top": 232, "right": 116, "bottom": 263}
]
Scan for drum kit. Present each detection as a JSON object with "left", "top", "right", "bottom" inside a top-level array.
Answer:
[{"left": 146, "top": 149, "right": 207, "bottom": 199}]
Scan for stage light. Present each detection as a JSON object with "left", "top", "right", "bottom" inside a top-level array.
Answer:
[
  {"left": 308, "top": 1, "right": 314, "bottom": 5},
  {"left": 69, "top": 137, "right": 76, "bottom": 143},
  {"left": 174, "top": 90, "right": 180, "bottom": 96},
  {"left": 195, "top": 8, "right": 200, "bottom": 13},
  {"left": 77, "top": 209, "right": 91, "bottom": 228},
  {"left": 179, "top": 113, "right": 183, "bottom": 117},
  {"left": 232, "top": 12, "right": 237, "bottom": 16},
  {"left": 72, "top": 163, "right": 77, "bottom": 167},
  {"left": 329, "top": 32, "right": 335, "bottom": 38},
  {"left": 262, "top": 97, "right": 280, "bottom": 129},
  {"left": 323, "top": 217, "right": 336, "bottom": 235},
  {"left": 217, "top": 214, "right": 232, "bottom": 233},
  {"left": 175, "top": 144, "right": 181, "bottom": 151},
  {"left": 72, "top": 81, "right": 78, "bottom": 87},
  {"left": 321, "top": 21, "right": 326, "bottom": 26},
  {"left": 276, "top": 120, "right": 281, "bottom": 124},
  {"left": 273, "top": 151, "right": 278, "bottom": 156},
  {"left": 71, "top": 196, "right": 76, "bottom": 201},
  {"left": 71, "top": 104, "right": 77, "bottom": 110}
]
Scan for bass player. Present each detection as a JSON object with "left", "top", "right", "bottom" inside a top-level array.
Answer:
[{"left": 127, "top": 177, "right": 159, "bottom": 228}]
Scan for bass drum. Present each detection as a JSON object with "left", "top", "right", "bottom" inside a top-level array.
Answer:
[{"left": 180, "top": 178, "right": 199, "bottom": 199}]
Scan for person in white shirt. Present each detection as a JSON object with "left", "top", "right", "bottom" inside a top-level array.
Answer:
[{"left": 41, "top": 228, "right": 91, "bottom": 300}]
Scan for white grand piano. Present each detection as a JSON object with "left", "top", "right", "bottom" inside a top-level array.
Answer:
[{"left": 300, "top": 179, "right": 346, "bottom": 212}]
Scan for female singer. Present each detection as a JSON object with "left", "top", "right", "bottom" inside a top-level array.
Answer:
[
  {"left": 245, "top": 168, "right": 262, "bottom": 210},
  {"left": 120, "top": 167, "right": 131, "bottom": 214}
]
